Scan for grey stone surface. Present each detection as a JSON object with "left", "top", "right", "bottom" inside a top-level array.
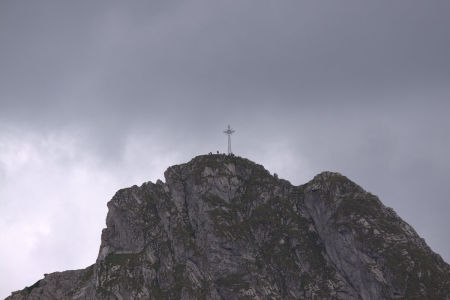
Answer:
[{"left": 6, "top": 155, "right": 450, "bottom": 299}]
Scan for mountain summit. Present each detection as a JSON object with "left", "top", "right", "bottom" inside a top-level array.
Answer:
[{"left": 7, "top": 155, "right": 450, "bottom": 299}]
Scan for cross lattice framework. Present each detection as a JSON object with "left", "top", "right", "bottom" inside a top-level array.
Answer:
[{"left": 223, "top": 125, "right": 235, "bottom": 155}]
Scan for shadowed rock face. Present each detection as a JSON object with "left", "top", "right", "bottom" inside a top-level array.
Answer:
[{"left": 7, "top": 155, "right": 450, "bottom": 300}]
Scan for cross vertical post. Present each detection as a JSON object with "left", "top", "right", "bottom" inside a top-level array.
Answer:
[{"left": 223, "top": 125, "right": 235, "bottom": 155}]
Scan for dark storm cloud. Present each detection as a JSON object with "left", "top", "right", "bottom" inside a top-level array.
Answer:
[
  {"left": 1, "top": 1, "right": 449, "bottom": 297},
  {"left": 2, "top": 1, "right": 449, "bottom": 124}
]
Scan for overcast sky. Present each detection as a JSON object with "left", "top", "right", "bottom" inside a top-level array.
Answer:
[{"left": 1, "top": 1, "right": 450, "bottom": 298}]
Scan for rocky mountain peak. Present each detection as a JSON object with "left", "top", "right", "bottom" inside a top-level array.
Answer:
[
  {"left": 7, "top": 155, "right": 450, "bottom": 300},
  {"left": 164, "top": 154, "right": 272, "bottom": 184}
]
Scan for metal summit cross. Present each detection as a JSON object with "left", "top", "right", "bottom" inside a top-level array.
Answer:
[{"left": 223, "top": 125, "right": 235, "bottom": 155}]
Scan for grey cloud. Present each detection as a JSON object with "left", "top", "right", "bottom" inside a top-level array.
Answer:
[{"left": 0, "top": 1, "right": 449, "bottom": 298}]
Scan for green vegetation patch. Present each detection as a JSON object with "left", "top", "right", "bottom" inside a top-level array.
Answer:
[
  {"left": 105, "top": 252, "right": 141, "bottom": 267},
  {"left": 79, "top": 264, "right": 95, "bottom": 284},
  {"left": 25, "top": 279, "right": 42, "bottom": 294},
  {"left": 327, "top": 173, "right": 352, "bottom": 186},
  {"left": 174, "top": 222, "right": 200, "bottom": 255},
  {"left": 335, "top": 193, "right": 406, "bottom": 249},
  {"left": 203, "top": 193, "right": 229, "bottom": 207},
  {"left": 335, "top": 194, "right": 381, "bottom": 218},
  {"left": 99, "top": 253, "right": 145, "bottom": 296}
]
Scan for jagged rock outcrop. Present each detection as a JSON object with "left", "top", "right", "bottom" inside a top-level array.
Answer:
[{"left": 7, "top": 155, "right": 450, "bottom": 299}]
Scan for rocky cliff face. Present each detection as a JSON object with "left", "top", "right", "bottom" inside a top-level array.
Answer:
[{"left": 7, "top": 155, "right": 450, "bottom": 299}]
